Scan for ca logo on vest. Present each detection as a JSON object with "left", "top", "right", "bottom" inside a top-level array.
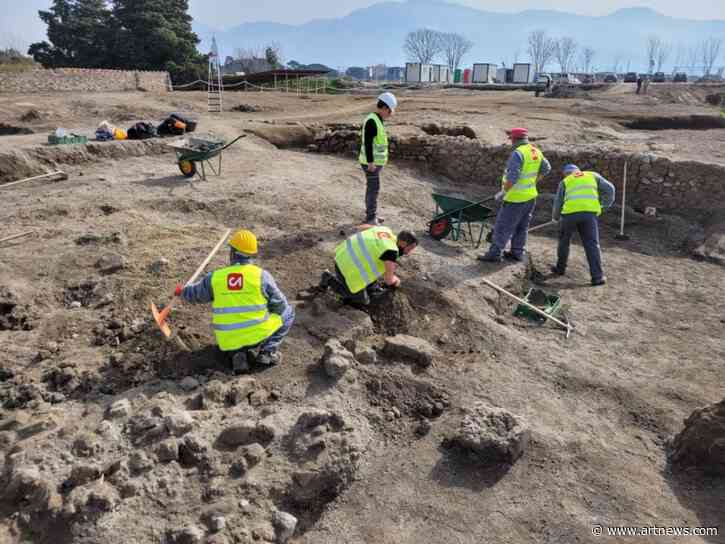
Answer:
[{"left": 227, "top": 273, "right": 244, "bottom": 291}]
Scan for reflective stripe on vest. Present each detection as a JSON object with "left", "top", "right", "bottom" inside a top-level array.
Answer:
[
  {"left": 210, "top": 264, "right": 283, "bottom": 351},
  {"left": 502, "top": 144, "right": 543, "bottom": 203},
  {"left": 562, "top": 171, "right": 602, "bottom": 215},
  {"left": 334, "top": 226, "right": 398, "bottom": 293},
  {"left": 358, "top": 113, "right": 389, "bottom": 166}
]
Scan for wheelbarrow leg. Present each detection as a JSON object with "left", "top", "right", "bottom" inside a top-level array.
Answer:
[{"left": 200, "top": 160, "right": 206, "bottom": 181}]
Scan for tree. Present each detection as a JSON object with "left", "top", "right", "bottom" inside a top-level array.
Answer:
[
  {"left": 527, "top": 30, "right": 555, "bottom": 74},
  {"left": 580, "top": 47, "right": 595, "bottom": 74},
  {"left": 554, "top": 37, "right": 577, "bottom": 73},
  {"left": 701, "top": 37, "right": 723, "bottom": 76},
  {"left": 403, "top": 29, "right": 442, "bottom": 64},
  {"left": 527, "top": 30, "right": 556, "bottom": 75},
  {"left": 440, "top": 32, "right": 473, "bottom": 73},
  {"left": 655, "top": 42, "right": 670, "bottom": 72},
  {"left": 687, "top": 44, "right": 700, "bottom": 73},
  {"left": 29, "top": 0, "right": 112, "bottom": 68},
  {"left": 111, "top": 0, "right": 202, "bottom": 72},
  {"left": 264, "top": 43, "right": 283, "bottom": 69},
  {"left": 611, "top": 52, "right": 624, "bottom": 73},
  {"left": 646, "top": 35, "right": 661, "bottom": 74}
]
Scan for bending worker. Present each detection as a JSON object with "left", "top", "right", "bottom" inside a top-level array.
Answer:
[
  {"left": 550, "top": 164, "right": 615, "bottom": 287},
  {"left": 320, "top": 226, "right": 418, "bottom": 305},
  {"left": 479, "top": 127, "right": 551, "bottom": 262},
  {"left": 178, "top": 229, "right": 294, "bottom": 373},
  {"left": 359, "top": 92, "right": 398, "bottom": 225}
]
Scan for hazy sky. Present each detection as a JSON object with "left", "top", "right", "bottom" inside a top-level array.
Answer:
[{"left": 1, "top": 0, "right": 723, "bottom": 47}]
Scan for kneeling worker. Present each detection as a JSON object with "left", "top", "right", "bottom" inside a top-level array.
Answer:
[
  {"left": 320, "top": 226, "right": 418, "bottom": 305},
  {"left": 178, "top": 229, "right": 294, "bottom": 373},
  {"left": 550, "top": 164, "right": 615, "bottom": 286}
]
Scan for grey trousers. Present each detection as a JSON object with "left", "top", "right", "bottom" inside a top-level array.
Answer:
[{"left": 362, "top": 165, "right": 382, "bottom": 220}]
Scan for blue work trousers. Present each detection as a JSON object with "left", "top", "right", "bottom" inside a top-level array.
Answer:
[
  {"left": 556, "top": 212, "right": 604, "bottom": 282},
  {"left": 488, "top": 199, "right": 536, "bottom": 257}
]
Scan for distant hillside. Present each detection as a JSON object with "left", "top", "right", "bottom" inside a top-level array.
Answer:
[{"left": 194, "top": 0, "right": 725, "bottom": 73}]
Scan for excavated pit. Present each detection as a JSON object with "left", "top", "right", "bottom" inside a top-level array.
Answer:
[{"left": 622, "top": 115, "right": 725, "bottom": 131}]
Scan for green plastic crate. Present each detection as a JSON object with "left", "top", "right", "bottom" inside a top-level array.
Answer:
[
  {"left": 48, "top": 134, "right": 88, "bottom": 145},
  {"left": 514, "top": 288, "right": 561, "bottom": 323}
]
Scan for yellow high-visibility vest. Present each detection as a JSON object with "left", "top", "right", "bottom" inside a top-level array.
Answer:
[
  {"left": 562, "top": 171, "right": 602, "bottom": 215},
  {"left": 335, "top": 226, "right": 398, "bottom": 293},
  {"left": 502, "top": 144, "right": 544, "bottom": 203},
  {"left": 358, "top": 113, "right": 389, "bottom": 166}
]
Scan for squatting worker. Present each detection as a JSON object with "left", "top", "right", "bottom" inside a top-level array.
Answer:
[
  {"left": 550, "top": 164, "right": 616, "bottom": 287},
  {"left": 478, "top": 127, "right": 551, "bottom": 262},
  {"left": 359, "top": 92, "right": 398, "bottom": 225},
  {"left": 319, "top": 226, "right": 418, "bottom": 305},
  {"left": 177, "top": 229, "right": 294, "bottom": 373}
]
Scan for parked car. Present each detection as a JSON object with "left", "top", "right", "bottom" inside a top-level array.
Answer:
[
  {"left": 581, "top": 74, "right": 595, "bottom": 84},
  {"left": 603, "top": 74, "right": 618, "bottom": 83},
  {"left": 698, "top": 74, "right": 722, "bottom": 82},
  {"left": 624, "top": 72, "right": 638, "bottom": 82},
  {"left": 552, "top": 72, "right": 581, "bottom": 84},
  {"left": 652, "top": 72, "right": 666, "bottom": 82},
  {"left": 673, "top": 72, "right": 688, "bottom": 82},
  {"left": 535, "top": 73, "right": 552, "bottom": 85}
]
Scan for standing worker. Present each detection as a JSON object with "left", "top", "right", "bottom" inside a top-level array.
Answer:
[
  {"left": 636, "top": 76, "right": 643, "bottom": 94},
  {"left": 549, "top": 164, "right": 616, "bottom": 286},
  {"left": 478, "top": 127, "right": 551, "bottom": 262},
  {"left": 178, "top": 229, "right": 294, "bottom": 373},
  {"left": 319, "top": 226, "right": 418, "bottom": 305},
  {"left": 359, "top": 92, "right": 398, "bottom": 225}
]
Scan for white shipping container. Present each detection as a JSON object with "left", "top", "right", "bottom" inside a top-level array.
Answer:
[
  {"left": 420, "top": 64, "right": 433, "bottom": 82},
  {"left": 440, "top": 65, "right": 450, "bottom": 83},
  {"left": 513, "top": 63, "right": 533, "bottom": 83},
  {"left": 495, "top": 67, "right": 508, "bottom": 83},
  {"left": 472, "top": 63, "right": 496, "bottom": 83},
  {"left": 406, "top": 63, "right": 421, "bottom": 83}
]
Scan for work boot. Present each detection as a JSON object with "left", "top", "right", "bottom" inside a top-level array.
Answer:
[
  {"left": 503, "top": 251, "right": 524, "bottom": 262},
  {"left": 364, "top": 216, "right": 383, "bottom": 225},
  {"left": 549, "top": 265, "right": 565, "bottom": 276},
  {"left": 319, "top": 270, "right": 334, "bottom": 290},
  {"left": 232, "top": 351, "right": 250, "bottom": 375},
  {"left": 256, "top": 350, "right": 281, "bottom": 366},
  {"left": 477, "top": 252, "right": 502, "bottom": 263},
  {"left": 591, "top": 277, "right": 607, "bottom": 287}
]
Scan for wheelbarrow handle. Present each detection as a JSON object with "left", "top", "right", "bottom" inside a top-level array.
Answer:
[
  {"left": 219, "top": 133, "right": 247, "bottom": 152},
  {"left": 430, "top": 193, "right": 498, "bottom": 223}
]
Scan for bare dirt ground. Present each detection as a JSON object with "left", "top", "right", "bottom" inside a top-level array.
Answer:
[{"left": 0, "top": 84, "right": 724, "bottom": 544}]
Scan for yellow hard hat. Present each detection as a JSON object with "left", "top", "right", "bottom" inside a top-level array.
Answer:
[{"left": 229, "top": 229, "right": 258, "bottom": 255}]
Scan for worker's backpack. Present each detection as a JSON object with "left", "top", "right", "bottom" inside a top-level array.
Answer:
[
  {"left": 157, "top": 117, "right": 186, "bottom": 137},
  {"left": 127, "top": 122, "right": 157, "bottom": 140}
]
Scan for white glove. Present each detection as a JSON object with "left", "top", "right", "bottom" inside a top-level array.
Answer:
[{"left": 495, "top": 190, "right": 505, "bottom": 202}]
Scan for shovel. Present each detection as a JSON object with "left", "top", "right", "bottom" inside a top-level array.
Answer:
[
  {"left": 150, "top": 228, "right": 232, "bottom": 338},
  {"left": 615, "top": 162, "right": 630, "bottom": 241}
]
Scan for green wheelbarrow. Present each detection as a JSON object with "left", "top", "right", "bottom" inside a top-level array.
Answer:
[
  {"left": 428, "top": 193, "right": 497, "bottom": 248},
  {"left": 167, "top": 133, "right": 246, "bottom": 180}
]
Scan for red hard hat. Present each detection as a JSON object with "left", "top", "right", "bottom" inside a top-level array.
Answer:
[{"left": 509, "top": 127, "right": 528, "bottom": 139}]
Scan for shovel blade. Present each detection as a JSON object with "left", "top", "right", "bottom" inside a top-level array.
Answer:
[{"left": 151, "top": 302, "right": 173, "bottom": 338}]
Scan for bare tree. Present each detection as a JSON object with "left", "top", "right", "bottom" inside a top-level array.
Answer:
[
  {"left": 646, "top": 35, "right": 661, "bottom": 74},
  {"left": 404, "top": 29, "right": 443, "bottom": 64},
  {"left": 656, "top": 42, "right": 670, "bottom": 72},
  {"left": 580, "top": 47, "right": 595, "bottom": 74},
  {"left": 701, "top": 37, "right": 723, "bottom": 76},
  {"left": 554, "top": 37, "right": 578, "bottom": 73},
  {"left": 513, "top": 48, "right": 520, "bottom": 64},
  {"left": 527, "top": 30, "right": 556, "bottom": 74},
  {"left": 687, "top": 44, "right": 700, "bottom": 74},
  {"left": 441, "top": 32, "right": 473, "bottom": 73},
  {"left": 674, "top": 43, "right": 685, "bottom": 71}
]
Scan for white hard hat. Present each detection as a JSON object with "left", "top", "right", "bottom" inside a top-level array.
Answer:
[{"left": 377, "top": 92, "right": 398, "bottom": 112}]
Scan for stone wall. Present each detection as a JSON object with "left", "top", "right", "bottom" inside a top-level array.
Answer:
[
  {"left": 0, "top": 69, "right": 169, "bottom": 94},
  {"left": 309, "top": 128, "right": 725, "bottom": 214}
]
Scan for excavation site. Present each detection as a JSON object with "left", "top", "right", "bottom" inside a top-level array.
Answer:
[{"left": 1, "top": 81, "right": 724, "bottom": 544}]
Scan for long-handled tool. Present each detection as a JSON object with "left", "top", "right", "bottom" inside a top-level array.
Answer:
[
  {"left": 481, "top": 277, "right": 574, "bottom": 338},
  {"left": 0, "top": 230, "right": 36, "bottom": 245},
  {"left": 0, "top": 171, "right": 68, "bottom": 189},
  {"left": 150, "top": 228, "right": 232, "bottom": 338},
  {"left": 528, "top": 219, "right": 558, "bottom": 233},
  {"left": 615, "top": 162, "right": 630, "bottom": 241}
]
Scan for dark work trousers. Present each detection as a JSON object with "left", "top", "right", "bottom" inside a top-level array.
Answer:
[
  {"left": 556, "top": 212, "right": 604, "bottom": 281},
  {"left": 486, "top": 199, "right": 536, "bottom": 258},
  {"left": 362, "top": 165, "right": 382, "bottom": 221}
]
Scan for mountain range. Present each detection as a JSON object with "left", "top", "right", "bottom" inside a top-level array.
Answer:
[{"left": 193, "top": 0, "right": 725, "bottom": 73}]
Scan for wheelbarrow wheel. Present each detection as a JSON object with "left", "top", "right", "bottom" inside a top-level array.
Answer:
[
  {"left": 178, "top": 159, "right": 196, "bottom": 178},
  {"left": 429, "top": 217, "right": 452, "bottom": 240}
]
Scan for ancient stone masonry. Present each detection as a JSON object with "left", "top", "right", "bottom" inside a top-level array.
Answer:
[
  {"left": 0, "top": 69, "right": 169, "bottom": 94},
  {"left": 309, "top": 128, "right": 725, "bottom": 213}
]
